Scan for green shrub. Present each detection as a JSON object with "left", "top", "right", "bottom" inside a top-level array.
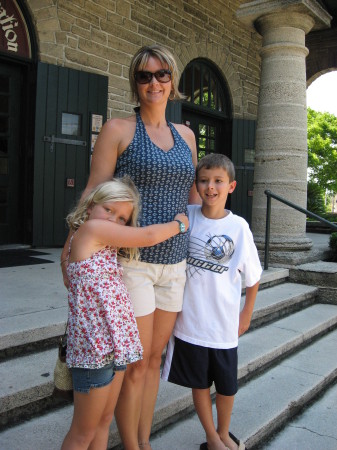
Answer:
[{"left": 307, "top": 182, "right": 326, "bottom": 216}]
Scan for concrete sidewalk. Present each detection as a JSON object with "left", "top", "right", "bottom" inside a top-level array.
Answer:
[
  {"left": 0, "top": 232, "right": 331, "bottom": 317},
  {"left": 0, "top": 248, "right": 67, "bottom": 352}
]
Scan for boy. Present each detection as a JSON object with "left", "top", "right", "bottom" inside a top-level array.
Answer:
[{"left": 162, "top": 154, "right": 262, "bottom": 450}]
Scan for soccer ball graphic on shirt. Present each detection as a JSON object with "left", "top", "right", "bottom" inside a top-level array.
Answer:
[{"left": 204, "top": 235, "right": 234, "bottom": 264}]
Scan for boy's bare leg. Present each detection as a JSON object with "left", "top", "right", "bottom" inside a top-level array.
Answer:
[
  {"left": 216, "top": 393, "right": 239, "bottom": 450},
  {"left": 192, "top": 388, "right": 229, "bottom": 450}
]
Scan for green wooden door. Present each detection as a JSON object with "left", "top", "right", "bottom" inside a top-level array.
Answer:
[
  {"left": 33, "top": 63, "right": 108, "bottom": 246},
  {"left": 0, "top": 62, "right": 22, "bottom": 244},
  {"left": 231, "top": 119, "right": 256, "bottom": 225}
]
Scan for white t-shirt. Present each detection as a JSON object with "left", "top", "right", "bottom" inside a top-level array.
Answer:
[{"left": 173, "top": 205, "right": 262, "bottom": 349}]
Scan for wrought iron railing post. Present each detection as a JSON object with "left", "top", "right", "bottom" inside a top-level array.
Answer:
[
  {"left": 263, "top": 189, "right": 337, "bottom": 271},
  {"left": 264, "top": 190, "right": 271, "bottom": 270}
]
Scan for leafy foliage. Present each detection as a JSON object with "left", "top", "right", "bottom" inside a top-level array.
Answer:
[
  {"left": 307, "top": 181, "right": 326, "bottom": 215},
  {"left": 307, "top": 108, "right": 337, "bottom": 193}
]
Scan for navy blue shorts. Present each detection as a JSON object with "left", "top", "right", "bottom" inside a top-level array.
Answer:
[
  {"left": 71, "top": 362, "right": 126, "bottom": 394},
  {"left": 166, "top": 337, "right": 238, "bottom": 396}
]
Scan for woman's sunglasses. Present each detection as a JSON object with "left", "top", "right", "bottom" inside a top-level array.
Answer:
[{"left": 134, "top": 69, "right": 172, "bottom": 84}]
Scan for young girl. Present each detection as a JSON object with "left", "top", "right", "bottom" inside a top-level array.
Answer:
[{"left": 60, "top": 177, "right": 189, "bottom": 450}]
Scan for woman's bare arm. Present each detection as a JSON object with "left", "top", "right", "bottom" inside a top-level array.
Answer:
[{"left": 60, "top": 117, "right": 135, "bottom": 287}]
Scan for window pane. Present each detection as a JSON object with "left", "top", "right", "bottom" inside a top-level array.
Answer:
[
  {"left": 198, "top": 150, "right": 206, "bottom": 160},
  {"left": 181, "top": 66, "right": 192, "bottom": 101},
  {"left": 210, "top": 76, "right": 217, "bottom": 110},
  {"left": 218, "top": 88, "right": 224, "bottom": 112},
  {"left": 199, "top": 124, "right": 206, "bottom": 136},
  {"left": 199, "top": 137, "right": 206, "bottom": 149},
  {"left": 62, "top": 113, "right": 81, "bottom": 136},
  {"left": 193, "top": 64, "right": 201, "bottom": 105},
  {"left": 202, "top": 70, "right": 209, "bottom": 107}
]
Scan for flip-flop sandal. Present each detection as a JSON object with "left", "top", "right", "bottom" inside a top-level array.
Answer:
[
  {"left": 229, "top": 432, "right": 247, "bottom": 450},
  {"left": 199, "top": 443, "right": 230, "bottom": 450},
  {"left": 199, "top": 433, "right": 246, "bottom": 450}
]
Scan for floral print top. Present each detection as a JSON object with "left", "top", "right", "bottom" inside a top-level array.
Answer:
[{"left": 66, "top": 244, "right": 143, "bottom": 369}]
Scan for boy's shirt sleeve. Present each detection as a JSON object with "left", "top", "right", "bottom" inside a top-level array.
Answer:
[{"left": 236, "top": 218, "right": 262, "bottom": 287}]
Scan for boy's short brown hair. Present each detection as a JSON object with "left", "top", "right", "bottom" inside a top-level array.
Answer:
[{"left": 196, "top": 153, "right": 235, "bottom": 182}]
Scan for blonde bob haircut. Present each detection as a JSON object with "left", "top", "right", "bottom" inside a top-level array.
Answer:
[
  {"left": 66, "top": 176, "right": 141, "bottom": 260},
  {"left": 129, "top": 44, "right": 184, "bottom": 103}
]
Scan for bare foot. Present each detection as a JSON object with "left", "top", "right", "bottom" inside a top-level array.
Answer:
[
  {"left": 207, "top": 435, "right": 230, "bottom": 450},
  {"left": 220, "top": 434, "right": 239, "bottom": 450},
  {"left": 139, "top": 442, "right": 152, "bottom": 450}
]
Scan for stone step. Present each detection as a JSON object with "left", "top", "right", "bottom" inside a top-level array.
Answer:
[
  {"left": 0, "top": 308, "right": 67, "bottom": 359},
  {"left": 149, "top": 329, "right": 337, "bottom": 450},
  {"left": 0, "top": 267, "right": 288, "bottom": 359},
  {"left": 289, "top": 261, "right": 337, "bottom": 288},
  {"left": 1, "top": 304, "right": 337, "bottom": 449},
  {"left": 244, "top": 282, "right": 318, "bottom": 329},
  {"left": 260, "top": 382, "right": 337, "bottom": 450},
  {"left": 0, "top": 281, "right": 316, "bottom": 428}
]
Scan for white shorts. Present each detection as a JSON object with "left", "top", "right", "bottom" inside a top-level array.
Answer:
[{"left": 119, "top": 258, "right": 186, "bottom": 317}]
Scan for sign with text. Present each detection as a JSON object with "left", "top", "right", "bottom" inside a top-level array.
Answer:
[{"left": 0, "top": 0, "right": 31, "bottom": 59}]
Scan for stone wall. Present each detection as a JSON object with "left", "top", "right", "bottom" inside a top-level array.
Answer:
[{"left": 25, "top": 0, "right": 261, "bottom": 119}]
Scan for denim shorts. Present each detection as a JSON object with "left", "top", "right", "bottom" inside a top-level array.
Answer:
[{"left": 71, "top": 362, "right": 126, "bottom": 394}]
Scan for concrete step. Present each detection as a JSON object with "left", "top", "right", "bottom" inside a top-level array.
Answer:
[
  {"left": 149, "top": 329, "right": 337, "bottom": 450},
  {"left": 1, "top": 303, "right": 337, "bottom": 449},
  {"left": 0, "top": 308, "right": 67, "bottom": 359},
  {"left": 289, "top": 261, "right": 337, "bottom": 288},
  {"left": 245, "top": 282, "right": 318, "bottom": 329},
  {"left": 0, "top": 248, "right": 67, "bottom": 358},
  {"left": 260, "top": 382, "right": 337, "bottom": 450},
  {"left": 0, "top": 281, "right": 316, "bottom": 428},
  {"left": 0, "top": 267, "right": 288, "bottom": 359}
]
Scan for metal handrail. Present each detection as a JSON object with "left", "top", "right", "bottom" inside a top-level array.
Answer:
[{"left": 264, "top": 189, "right": 337, "bottom": 270}]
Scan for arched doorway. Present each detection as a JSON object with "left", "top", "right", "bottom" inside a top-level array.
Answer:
[
  {"left": 179, "top": 59, "right": 232, "bottom": 161},
  {"left": 0, "top": 0, "right": 37, "bottom": 245}
]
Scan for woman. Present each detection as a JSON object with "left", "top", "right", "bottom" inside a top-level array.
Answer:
[{"left": 61, "top": 44, "right": 199, "bottom": 449}]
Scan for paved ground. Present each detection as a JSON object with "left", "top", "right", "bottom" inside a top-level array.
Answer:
[
  {"left": 0, "top": 233, "right": 331, "bottom": 321},
  {"left": 0, "top": 232, "right": 333, "bottom": 450}
]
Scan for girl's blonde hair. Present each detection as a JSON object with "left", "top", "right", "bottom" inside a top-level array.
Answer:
[
  {"left": 66, "top": 177, "right": 141, "bottom": 260},
  {"left": 129, "top": 44, "right": 184, "bottom": 103}
]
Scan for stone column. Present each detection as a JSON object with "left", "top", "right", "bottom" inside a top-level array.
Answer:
[{"left": 237, "top": 1, "right": 331, "bottom": 265}]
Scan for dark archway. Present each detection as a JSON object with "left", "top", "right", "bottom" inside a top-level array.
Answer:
[
  {"left": 0, "top": 0, "right": 38, "bottom": 244},
  {"left": 179, "top": 58, "right": 232, "bottom": 161}
]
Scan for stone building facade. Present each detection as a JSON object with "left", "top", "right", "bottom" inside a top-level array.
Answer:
[
  {"left": 0, "top": 0, "right": 335, "bottom": 265},
  {"left": 28, "top": 0, "right": 261, "bottom": 119}
]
